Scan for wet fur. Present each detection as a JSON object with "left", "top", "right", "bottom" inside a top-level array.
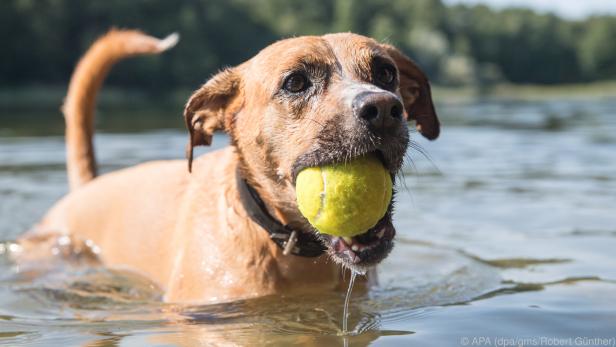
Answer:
[{"left": 19, "top": 30, "right": 439, "bottom": 304}]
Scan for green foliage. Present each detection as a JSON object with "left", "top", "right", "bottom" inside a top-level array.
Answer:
[
  {"left": 577, "top": 16, "right": 616, "bottom": 79},
  {"left": 1, "top": 0, "right": 615, "bottom": 90}
]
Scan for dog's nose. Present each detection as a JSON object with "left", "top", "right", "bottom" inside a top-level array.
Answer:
[{"left": 354, "top": 92, "right": 403, "bottom": 129}]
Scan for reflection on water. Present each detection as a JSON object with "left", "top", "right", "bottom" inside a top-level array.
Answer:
[{"left": 1, "top": 98, "right": 615, "bottom": 346}]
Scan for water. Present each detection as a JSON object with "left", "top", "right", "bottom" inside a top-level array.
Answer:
[
  {"left": 1, "top": 98, "right": 616, "bottom": 346},
  {"left": 342, "top": 271, "right": 358, "bottom": 335}
]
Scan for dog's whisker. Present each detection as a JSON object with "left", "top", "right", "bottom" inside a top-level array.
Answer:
[
  {"left": 408, "top": 140, "right": 440, "bottom": 174},
  {"left": 404, "top": 152, "right": 417, "bottom": 172},
  {"left": 397, "top": 164, "right": 411, "bottom": 195}
]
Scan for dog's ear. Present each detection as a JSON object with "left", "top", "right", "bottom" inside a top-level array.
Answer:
[
  {"left": 183, "top": 68, "right": 241, "bottom": 171},
  {"left": 382, "top": 44, "right": 440, "bottom": 140}
]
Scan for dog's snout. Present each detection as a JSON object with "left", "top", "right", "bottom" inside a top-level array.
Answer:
[{"left": 354, "top": 92, "right": 403, "bottom": 129}]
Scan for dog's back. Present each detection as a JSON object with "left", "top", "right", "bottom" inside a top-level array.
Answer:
[
  {"left": 20, "top": 29, "right": 294, "bottom": 300},
  {"left": 22, "top": 30, "right": 201, "bottom": 287}
]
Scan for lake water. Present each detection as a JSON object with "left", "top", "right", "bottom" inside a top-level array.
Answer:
[{"left": 1, "top": 98, "right": 615, "bottom": 346}]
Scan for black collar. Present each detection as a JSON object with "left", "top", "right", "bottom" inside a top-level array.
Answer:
[{"left": 236, "top": 170, "right": 326, "bottom": 257}]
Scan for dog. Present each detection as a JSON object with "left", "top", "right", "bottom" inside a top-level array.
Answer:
[{"left": 18, "top": 29, "right": 439, "bottom": 304}]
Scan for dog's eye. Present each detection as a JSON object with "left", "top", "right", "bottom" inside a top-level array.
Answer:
[
  {"left": 374, "top": 64, "right": 397, "bottom": 87},
  {"left": 283, "top": 73, "right": 309, "bottom": 93}
]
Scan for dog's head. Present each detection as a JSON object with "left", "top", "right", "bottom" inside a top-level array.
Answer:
[{"left": 183, "top": 33, "right": 439, "bottom": 271}]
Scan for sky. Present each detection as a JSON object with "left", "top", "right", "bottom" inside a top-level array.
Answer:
[{"left": 442, "top": 0, "right": 616, "bottom": 19}]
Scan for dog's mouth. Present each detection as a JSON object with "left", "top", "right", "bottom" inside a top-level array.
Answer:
[
  {"left": 291, "top": 149, "right": 397, "bottom": 271},
  {"left": 292, "top": 150, "right": 392, "bottom": 184},
  {"left": 317, "top": 213, "right": 395, "bottom": 271}
]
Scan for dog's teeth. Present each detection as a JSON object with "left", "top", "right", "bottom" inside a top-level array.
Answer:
[
  {"left": 376, "top": 230, "right": 385, "bottom": 238},
  {"left": 351, "top": 244, "right": 359, "bottom": 252},
  {"left": 342, "top": 237, "right": 353, "bottom": 244}
]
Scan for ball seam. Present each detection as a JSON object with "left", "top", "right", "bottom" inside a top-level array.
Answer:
[{"left": 314, "top": 167, "right": 326, "bottom": 225}]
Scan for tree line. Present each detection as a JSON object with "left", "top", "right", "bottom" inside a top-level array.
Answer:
[{"left": 2, "top": 0, "right": 615, "bottom": 91}]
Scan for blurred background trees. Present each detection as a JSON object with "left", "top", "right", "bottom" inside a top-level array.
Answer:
[{"left": 1, "top": 0, "right": 616, "bottom": 92}]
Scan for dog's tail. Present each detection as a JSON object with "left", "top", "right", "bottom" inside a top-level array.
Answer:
[{"left": 63, "top": 29, "right": 178, "bottom": 191}]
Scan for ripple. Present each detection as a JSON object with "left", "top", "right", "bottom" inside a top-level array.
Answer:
[
  {"left": 471, "top": 257, "right": 571, "bottom": 269},
  {"left": 1, "top": 98, "right": 615, "bottom": 345},
  {"left": 567, "top": 229, "right": 616, "bottom": 237}
]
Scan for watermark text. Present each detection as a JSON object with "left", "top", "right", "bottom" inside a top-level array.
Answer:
[{"left": 459, "top": 336, "right": 616, "bottom": 347}]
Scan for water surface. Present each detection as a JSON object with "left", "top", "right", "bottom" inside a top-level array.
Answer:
[{"left": 1, "top": 98, "right": 615, "bottom": 346}]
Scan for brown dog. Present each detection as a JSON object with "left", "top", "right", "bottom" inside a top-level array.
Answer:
[{"left": 20, "top": 29, "right": 439, "bottom": 304}]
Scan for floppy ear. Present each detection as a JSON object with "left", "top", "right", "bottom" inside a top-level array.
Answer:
[
  {"left": 382, "top": 44, "right": 440, "bottom": 140},
  {"left": 183, "top": 68, "right": 240, "bottom": 172}
]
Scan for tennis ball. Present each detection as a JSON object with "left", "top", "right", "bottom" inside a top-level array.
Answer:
[{"left": 295, "top": 154, "right": 392, "bottom": 237}]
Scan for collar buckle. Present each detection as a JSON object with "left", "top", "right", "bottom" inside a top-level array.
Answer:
[
  {"left": 282, "top": 230, "right": 298, "bottom": 255},
  {"left": 236, "top": 169, "right": 326, "bottom": 258}
]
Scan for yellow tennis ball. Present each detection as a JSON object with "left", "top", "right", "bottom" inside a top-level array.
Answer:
[{"left": 295, "top": 154, "right": 392, "bottom": 237}]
